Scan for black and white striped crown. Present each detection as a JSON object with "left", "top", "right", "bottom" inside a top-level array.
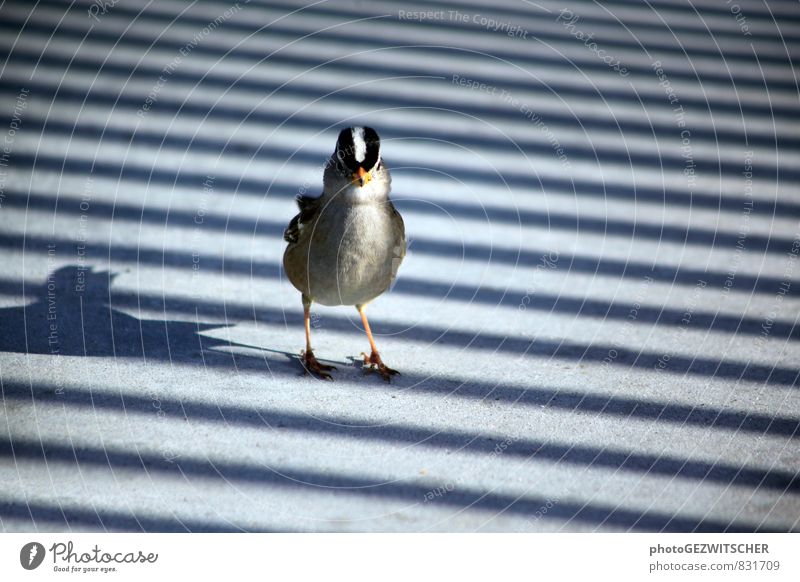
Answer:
[{"left": 334, "top": 126, "right": 381, "bottom": 173}]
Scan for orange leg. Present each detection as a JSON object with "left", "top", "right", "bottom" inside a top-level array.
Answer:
[
  {"left": 304, "top": 303, "right": 313, "bottom": 354},
  {"left": 358, "top": 305, "right": 399, "bottom": 381},
  {"left": 300, "top": 297, "right": 335, "bottom": 380}
]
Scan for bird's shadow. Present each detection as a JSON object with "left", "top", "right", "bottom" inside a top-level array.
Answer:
[{"left": 0, "top": 265, "right": 300, "bottom": 374}]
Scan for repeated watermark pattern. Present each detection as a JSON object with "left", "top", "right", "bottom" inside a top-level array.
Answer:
[
  {"left": 518, "top": 497, "right": 561, "bottom": 531},
  {"left": 0, "top": 87, "right": 29, "bottom": 209},
  {"left": 44, "top": 244, "right": 65, "bottom": 396},
  {"left": 451, "top": 75, "right": 570, "bottom": 167},
  {"left": 724, "top": 0, "right": 753, "bottom": 36},
  {"left": 755, "top": 226, "right": 800, "bottom": 349},
  {"left": 601, "top": 275, "right": 654, "bottom": 370},
  {"left": 87, "top": 0, "right": 119, "bottom": 22},
  {"left": 190, "top": 175, "right": 215, "bottom": 296},
  {"left": 148, "top": 384, "right": 181, "bottom": 463},
  {"left": 653, "top": 279, "right": 707, "bottom": 375},
  {"left": 422, "top": 438, "right": 515, "bottom": 503},
  {"left": 398, "top": 9, "right": 530, "bottom": 38},
  {"left": 74, "top": 176, "right": 94, "bottom": 294},
  {"left": 722, "top": 151, "right": 755, "bottom": 297},
  {"left": 46, "top": 245, "right": 60, "bottom": 357},
  {"left": 518, "top": 250, "right": 560, "bottom": 311},
  {"left": 137, "top": 2, "right": 249, "bottom": 118},
  {"left": 651, "top": 61, "right": 696, "bottom": 194},
  {"left": 557, "top": 9, "right": 629, "bottom": 76},
  {"left": 2, "top": 0, "right": 798, "bottom": 539},
  {"left": 422, "top": 482, "right": 455, "bottom": 503}
]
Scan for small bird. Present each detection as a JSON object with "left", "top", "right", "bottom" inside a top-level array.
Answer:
[{"left": 283, "top": 126, "right": 406, "bottom": 381}]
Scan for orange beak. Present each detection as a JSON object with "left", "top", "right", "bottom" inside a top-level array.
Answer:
[{"left": 352, "top": 166, "right": 371, "bottom": 187}]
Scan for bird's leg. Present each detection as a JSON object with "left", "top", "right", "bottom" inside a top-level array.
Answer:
[
  {"left": 301, "top": 296, "right": 335, "bottom": 380},
  {"left": 357, "top": 305, "right": 399, "bottom": 381}
]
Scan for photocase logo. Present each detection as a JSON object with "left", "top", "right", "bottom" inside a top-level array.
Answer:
[{"left": 20, "top": 542, "right": 46, "bottom": 570}]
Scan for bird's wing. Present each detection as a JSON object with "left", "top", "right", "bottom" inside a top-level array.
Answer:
[
  {"left": 389, "top": 200, "right": 406, "bottom": 262},
  {"left": 283, "top": 195, "right": 321, "bottom": 244}
]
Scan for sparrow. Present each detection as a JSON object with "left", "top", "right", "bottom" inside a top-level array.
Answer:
[{"left": 283, "top": 126, "right": 406, "bottom": 381}]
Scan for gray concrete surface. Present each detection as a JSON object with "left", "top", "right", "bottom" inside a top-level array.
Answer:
[{"left": 0, "top": 0, "right": 799, "bottom": 532}]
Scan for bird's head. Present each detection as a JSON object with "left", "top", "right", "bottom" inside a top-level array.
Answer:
[{"left": 332, "top": 126, "right": 383, "bottom": 188}]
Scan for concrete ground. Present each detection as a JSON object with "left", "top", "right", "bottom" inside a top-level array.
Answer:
[{"left": 0, "top": 0, "right": 798, "bottom": 532}]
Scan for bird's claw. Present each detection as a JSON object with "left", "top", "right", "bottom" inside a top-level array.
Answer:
[
  {"left": 361, "top": 351, "right": 400, "bottom": 382},
  {"left": 301, "top": 349, "right": 336, "bottom": 380}
]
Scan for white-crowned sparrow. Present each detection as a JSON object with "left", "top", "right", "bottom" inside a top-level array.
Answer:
[{"left": 283, "top": 126, "right": 406, "bottom": 380}]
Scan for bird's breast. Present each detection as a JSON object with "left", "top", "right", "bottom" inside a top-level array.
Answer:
[{"left": 305, "top": 203, "right": 403, "bottom": 306}]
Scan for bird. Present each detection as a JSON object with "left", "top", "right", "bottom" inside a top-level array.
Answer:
[{"left": 283, "top": 126, "right": 406, "bottom": 381}]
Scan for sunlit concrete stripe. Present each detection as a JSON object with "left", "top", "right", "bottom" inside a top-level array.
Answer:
[
  {"left": 0, "top": 53, "right": 791, "bottom": 151},
  {"left": 372, "top": 291, "right": 800, "bottom": 368},
  {"left": 74, "top": 0, "right": 798, "bottom": 81},
  {"left": 8, "top": 385, "right": 795, "bottom": 488},
  {"left": 7, "top": 136, "right": 794, "bottom": 228},
  {"left": 1, "top": 62, "right": 792, "bottom": 190},
  {"left": 3, "top": 391, "right": 797, "bottom": 530},
  {"left": 4, "top": 225, "right": 796, "bottom": 314},
  {"left": 107, "top": 268, "right": 800, "bottom": 370},
  {"left": 4, "top": 229, "right": 798, "bottom": 344},
  {"left": 4, "top": 62, "right": 793, "bottom": 181},
  {"left": 2, "top": 463, "right": 461, "bottom": 533},
  {"left": 279, "top": 332, "right": 800, "bottom": 428},
  {"left": 179, "top": 0, "right": 800, "bottom": 50},
  {"left": 7, "top": 81, "right": 796, "bottom": 179},
  {"left": 7, "top": 81, "right": 790, "bottom": 173},
  {"left": 3, "top": 41, "right": 797, "bottom": 149},
  {"left": 4, "top": 227, "right": 800, "bottom": 349},
  {"left": 6, "top": 380, "right": 799, "bottom": 509},
  {"left": 7, "top": 232, "right": 791, "bottom": 331},
  {"left": 111, "top": 0, "right": 800, "bottom": 59},
  {"left": 3, "top": 228, "right": 800, "bottom": 352},
  {"left": 3, "top": 338, "right": 798, "bottom": 446},
  {"left": 3, "top": 241, "right": 799, "bottom": 386},
  {"left": 393, "top": 0, "right": 800, "bottom": 34},
  {"left": 0, "top": 494, "right": 274, "bottom": 532},
  {"left": 6, "top": 208, "right": 799, "bottom": 319},
  {"left": 6, "top": 242, "right": 798, "bottom": 376},
  {"left": 2, "top": 0, "right": 798, "bottom": 535},
  {"left": 0, "top": 462, "right": 605, "bottom": 532},
  {"left": 8, "top": 184, "right": 799, "bottom": 282},
  {"left": 2, "top": 37, "right": 797, "bottom": 137},
  {"left": 98, "top": 295, "right": 800, "bottom": 387},
  {"left": 7, "top": 175, "right": 800, "bottom": 251},
  {"left": 370, "top": 252, "right": 800, "bottom": 329},
  {"left": 5, "top": 168, "right": 800, "bottom": 262},
  {"left": 110, "top": 266, "right": 800, "bottom": 375},
  {"left": 0, "top": 295, "right": 25, "bottom": 309},
  {"left": 11, "top": 129, "right": 796, "bottom": 217},
  {"left": 9, "top": 456, "right": 786, "bottom": 531},
  {"left": 9, "top": 0, "right": 797, "bottom": 93},
  {"left": 3, "top": 4, "right": 798, "bottom": 109}
]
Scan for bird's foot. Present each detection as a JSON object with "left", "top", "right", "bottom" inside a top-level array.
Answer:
[
  {"left": 361, "top": 351, "right": 400, "bottom": 382},
  {"left": 301, "top": 349, "right": 336, "bottom": 380}
]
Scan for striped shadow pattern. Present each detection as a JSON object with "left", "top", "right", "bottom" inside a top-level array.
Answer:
[{"left": 0, "top": 0, "right": 798, "bottom": 532}]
